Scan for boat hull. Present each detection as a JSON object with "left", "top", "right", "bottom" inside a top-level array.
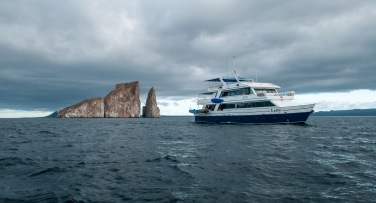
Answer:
[{"left": 194, "top": 111, "right": 313, "bottom": 124}]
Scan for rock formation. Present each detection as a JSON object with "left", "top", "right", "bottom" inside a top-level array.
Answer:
[
  {"left": 143, "top": 87, "right": 160, "bottom": 118},
  {"left": 104, "top": 81, "right": 141, "bottom": 118},
  {"left": 57, "top": 81, "right": 158, "bottom": 118},
  {"left": 57, "top": 98, "right": 104, "bottom": 118}
]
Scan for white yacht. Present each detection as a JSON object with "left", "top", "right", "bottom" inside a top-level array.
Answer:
[{"left": 189, "top": 74, "right": 315, "bottom": 124}]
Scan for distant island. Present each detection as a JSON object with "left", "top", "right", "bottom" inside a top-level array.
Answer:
[
  {"left": 45, "top": 111, "right": 58, "bottom": 118},
  {"left": 45, "top": 81, "right": 160, "bottom": 118},
  {"left": 312, "top": 108, "right": 376, "bottom": 116}
]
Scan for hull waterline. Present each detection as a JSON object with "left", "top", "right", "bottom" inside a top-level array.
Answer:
[{"left": 194, "top": 111, "right": 313, "bottom": 124}]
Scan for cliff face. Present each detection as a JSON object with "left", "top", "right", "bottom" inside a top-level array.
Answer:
[
  {"left": 143, "top": 87, "right": 160, "bottom": 118},
  {"left": 57, "top": 98, "right": 104, "bottom": 118},
  {"left": 104, "top": 81, "right": 141, "bottom": 118},
  {"left": 57, "top": 81, "right": 152, "bottom": 118}
]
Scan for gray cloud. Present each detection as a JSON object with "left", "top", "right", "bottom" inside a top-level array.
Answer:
[{"left": 0, "top": 0, "right": 375, "bottom": 111}]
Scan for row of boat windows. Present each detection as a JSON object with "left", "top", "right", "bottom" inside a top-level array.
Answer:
[
  {"left": 219, "top": 88, "right": 277, "bottom": 97},
  {"left": 205, "top": 101, "right": 275, "bottom": 110},
  {"left": 254, "top": 88, "right": 277, "bottom": 93},
  {"left": 220, "top": 88, "right": 253, "bottom": 97}
]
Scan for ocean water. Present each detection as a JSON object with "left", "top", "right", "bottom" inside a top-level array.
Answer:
[{"left": 0, "top": 117, "right": 375, "bottom": 202}]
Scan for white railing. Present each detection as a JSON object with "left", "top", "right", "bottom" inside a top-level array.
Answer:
[
  {"left": 197, "top": 94, "right": 213, "bottom": 105},
  {"left": 197, "top": 98, "right": 211, "bottom": 105},
  {"left": 208, "top": 83, "right": 222, "bottom": 91},
  {"left": 280, "top": 91, "right": 295, "bottom": 96},
  {"left": 257, "top": 91, "right": 295, "bottom": 97},
  {"left": 256, "top": 91, "right": 267, "bottom": 97}
]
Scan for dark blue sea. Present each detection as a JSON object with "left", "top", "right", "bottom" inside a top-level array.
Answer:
[{"left": 1, "top": 117, "right": 375, "bottom": 202}]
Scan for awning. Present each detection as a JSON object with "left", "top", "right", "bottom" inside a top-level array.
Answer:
[{"left": 205, "top": 77, "right": 253, "bottom": 82}]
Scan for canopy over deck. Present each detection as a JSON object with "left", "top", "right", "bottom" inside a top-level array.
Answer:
[{"left": 205, "top": 77, "right": 253, "bottom": 82}]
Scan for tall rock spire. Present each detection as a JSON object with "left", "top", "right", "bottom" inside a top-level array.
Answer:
[{"left": 143, "top": 87, "right": 160, "bottom": 118}]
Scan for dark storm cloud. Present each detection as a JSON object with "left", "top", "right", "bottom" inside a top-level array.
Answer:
[{"left": 0, "top": 0, "right": 375, "bottom": 111}]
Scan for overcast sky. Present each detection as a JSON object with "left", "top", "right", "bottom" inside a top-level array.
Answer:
[{"left": 1, "top": 0, "right": 376, "bottom": 117}]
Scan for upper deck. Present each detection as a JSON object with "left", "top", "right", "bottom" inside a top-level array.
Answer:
[
  {"left": 197, "top": 76, "right": 295, "bottom": 105},
  {"left": 205, "top": 77, "right": 280, "bottom": 90}
]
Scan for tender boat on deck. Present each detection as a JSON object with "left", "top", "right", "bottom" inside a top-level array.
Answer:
[{"left": 189, "top": 74, "right": 315, "bottom": 124}]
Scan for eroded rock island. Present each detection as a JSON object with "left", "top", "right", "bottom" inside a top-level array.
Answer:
[{"left": 57, "top": 81, "right": 143, "bottom": 118}]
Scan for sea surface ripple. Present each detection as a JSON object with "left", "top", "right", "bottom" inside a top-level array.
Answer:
[{"left": 0, "top": 117, "right": 375, "bottom": 202}]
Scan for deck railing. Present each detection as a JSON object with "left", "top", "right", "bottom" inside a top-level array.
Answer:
[
  {"left": 257, "top": 91, "right": 295, "bottom": 97},
  {"left": 197, "top": 94, "right": 213, "bottom": 105}
]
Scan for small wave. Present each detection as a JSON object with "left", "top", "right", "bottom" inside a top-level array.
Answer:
[
  {"left": 25, "top": 192, "right": 59, "bottom": 203},
  {"left": 133, "top": 196, "right": 181, "bottom": 203},
  {"left": 164, "top": 155, "right": 180, "bottom": 163},
  {"left": 0, "top": 197, "right": 28, "bottom": 203},
  {"left": 355, "top": 171, "right": 376, "bottom": 179},
  {"left": 0, "top": 193, "right": 62, "bottom": 203},
  {"left": 145, "top": 155, "right": 180, "bottom": 163},
  {"left": 321, "top": 173, "right": 348, "bottom": 185},
  {"left": 38, "top": 130, "right": 56, "bottom": 135},
  {"left": 170, "top": 164, "right": 192, "bottom": 176},
  {"left": 6, "top": 148, "right": 19, "bottom": 151},
  {"left": 145, "top": 157, "right": 162, "bottom": 162},
  {"left": 77, "top": 161, "right": 86, "bottom": 166},
  {"left": 0, "top": 157, "right": 31, "bottom": 168},
  {"left": 29, "top": 167, "right": 66, "bottom": 177}
]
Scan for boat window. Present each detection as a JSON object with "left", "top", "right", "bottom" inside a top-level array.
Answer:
[
  {"left": 229, "top": 91, "right": 237, "bottom": 96},
  {"left": 266, "top": 89, "right": 277, "bottom": 93},
  {"left": 218, "top": 103, "right": 236, "bottom": 110},
  {"left": 245, "top": 87, "right": 251, "bottom": 95},
  {"left": 236, "top": 89, "right": 244, "bottom": 95},
  {"left": 205, "top": 104, "right": 216, "bottom": 111},
  {"left": 264, "top": 101, "right": 275, "bottom": 106},
  {"left": 236, "top": 103, "right": 247, "bottom": 108}
]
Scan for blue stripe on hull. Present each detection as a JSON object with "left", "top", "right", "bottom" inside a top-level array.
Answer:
[{"left": 194, "top": 112, "right": 312, "bottom": 124}]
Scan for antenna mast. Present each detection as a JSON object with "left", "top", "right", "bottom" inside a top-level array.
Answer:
[
  {"left": 233, "top": 56, "right": 236, "bottom": 70},
  {"left": 226, "top": 57, "right": 228, "bottom": 78}
]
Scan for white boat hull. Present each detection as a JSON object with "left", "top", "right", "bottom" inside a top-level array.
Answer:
[{"left": 193, "top": 104, "right": 315, "bottom": 124}]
